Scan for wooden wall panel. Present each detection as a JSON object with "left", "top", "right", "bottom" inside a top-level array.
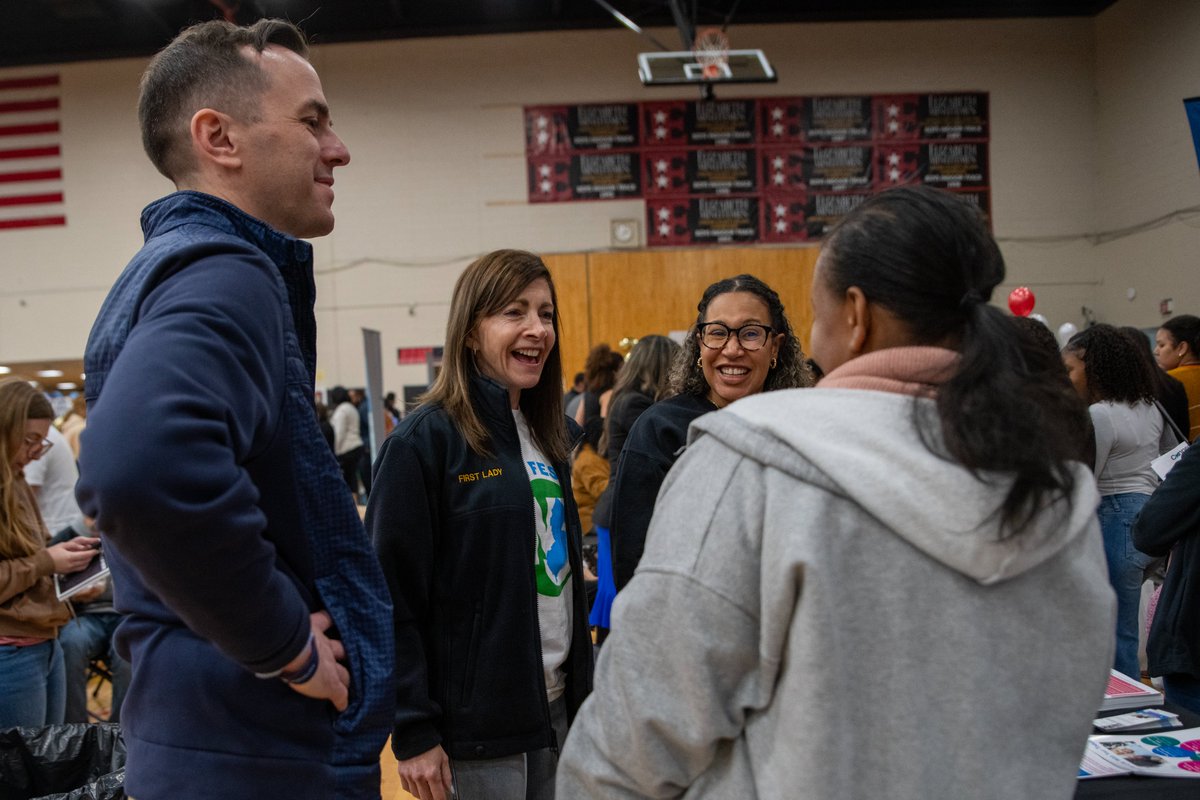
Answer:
[
  {"left": 542, "top": 253, "right": 590, "bottom": 386},
  {"left": 544, "top": 246, "right": 821, "bottom": 390},
  {"left": 586, "top": 247, "right": 820, "bottom": 356}
]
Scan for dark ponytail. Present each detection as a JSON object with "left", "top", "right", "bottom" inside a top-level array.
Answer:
[{"left": 822, "top": 186, "right": 1082, "bottom": 532}]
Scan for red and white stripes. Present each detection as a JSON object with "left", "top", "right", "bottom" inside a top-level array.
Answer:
[{"left": 0, "top": 74, "right": 66, "bottom": 230}]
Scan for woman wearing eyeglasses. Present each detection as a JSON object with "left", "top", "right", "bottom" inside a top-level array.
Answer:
[
  {"left": 609, "top": 275, "right": 813, "bottom": 590},
  {"left": 0, "top": 377, "right": 100, "bottom": 728}
]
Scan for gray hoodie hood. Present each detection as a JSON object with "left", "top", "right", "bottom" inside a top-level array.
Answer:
[{"left": 691, "top": 387, "right": 1100, "bottom": 585}]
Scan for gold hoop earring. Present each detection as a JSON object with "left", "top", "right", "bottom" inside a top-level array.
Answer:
[
  {"left": 696, "top": 355, "right": 703, "bottom": 368},
  {"left": 770, "top": 357, "right": 778, "bottom": 369}
]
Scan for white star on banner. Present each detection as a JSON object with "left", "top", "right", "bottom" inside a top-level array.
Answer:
[
  {"left": 655, "top": 110, "right": 667, "bottom": 124},
  {"left": 887, "top": 104, "right": 899, "bottom": 118},
  {"left": 772, "top": 122, "right": 785, "bottom": 137},
  {"left": 655, "top": 159, "right": 668, "bottom": 173},
  {"left": 658, "top": 207, "right": 671, "bottom": 221},
  {"left": 771, "top": 106, "right": 785, "bottom": 121},
  {"left": 776, "top": 219, "right": 788, "bottom": 233},
  {"left": 772, "top": 156, "right": 785, "bottom": 170},
  {"left": 537, "top": 115, "right": 549, "bottom": 128},
  {"left": 536, "top": 130, "right": 549, "bottom": 146},
  {"left": 539, "top": 164, "right": 552, "bottom": 177},
  {"left": 540, "top": 179, "right": 553, "bottom": 193},
  {"left": 658, "top": 222, "right": 671, "bottom": 236},
  {"left": 888, "top": 168, "right": 901, "bottom": 182},
  {"left": 773, "top": 172, "right": 785, "bottom": 185},
  {"left": 775, "top": 204, "right": 787, "bottom": 218},
  {"left": 888, "top": 119, "right": 899, "bottom": 133},
  {"left": 655, "top": 126, "right": 667, "bottom": 139},
  {"left": 887, "top": 152, "right": 901, "bottom": 167},
  {"left": 657, "top": 175, "right": 669, "bottom": 188}
]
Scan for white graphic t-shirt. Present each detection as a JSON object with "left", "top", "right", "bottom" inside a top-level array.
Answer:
[{"left": 513, "top": 409, "right": 572, "bottom": 701}]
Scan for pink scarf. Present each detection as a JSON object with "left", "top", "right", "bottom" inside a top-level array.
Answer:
[{"left": 818, "top": 346, "right": 960, "bottom": 398}]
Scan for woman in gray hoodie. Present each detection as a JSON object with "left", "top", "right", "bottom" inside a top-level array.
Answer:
[{"left": 557, "top": 186, "right": 1115, "bottom": 800}]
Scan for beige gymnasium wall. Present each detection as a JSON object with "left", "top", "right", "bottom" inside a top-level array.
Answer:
[
  {"left": 0, "top": 6, "right": 1188, "bottom": 396},
  {"left": 1091, "top": 0, "right": 1200, "bottom": 329}
]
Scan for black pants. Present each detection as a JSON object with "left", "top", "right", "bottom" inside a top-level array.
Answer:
[{"left": 337, "top": 446, "right": 364, "bottom": 497}]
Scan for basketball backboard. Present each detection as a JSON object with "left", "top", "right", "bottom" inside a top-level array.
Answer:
[{"left": 638, "top": 49, "right": 777, "bottom": 86}]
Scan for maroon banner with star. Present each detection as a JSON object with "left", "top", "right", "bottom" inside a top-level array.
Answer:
[{"left": 525, "top": 92, "right": 989, "bottom": 245}]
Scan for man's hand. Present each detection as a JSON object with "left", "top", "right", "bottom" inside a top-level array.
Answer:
[
  {"left": 284, "top": 610, "right": 351, "bottom": 711},
  {"left": 46, "top": 537, "right": 100, "bottom": 575},
  {"left": 397, "top": 744, "right": 452, "bottom": 800}
]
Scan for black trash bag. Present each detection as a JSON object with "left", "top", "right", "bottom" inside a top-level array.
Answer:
[{"left": 0, "top": 723, "right": 125, "bottom": 800}]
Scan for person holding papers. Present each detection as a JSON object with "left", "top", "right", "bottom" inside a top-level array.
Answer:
[
  {"left": 0, "top": 377, "right": 98, "bottom": 728},
  {"left": 558, "top": 186, "right": 1115, "bottom": 800}
]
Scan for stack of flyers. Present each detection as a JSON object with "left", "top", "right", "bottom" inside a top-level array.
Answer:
[
  {"left": 1094, "top": 708, "right": 1182, "bottom": 733},
  {"left": 1079, "top": 727, "right": 1200, "bottom": 779},
  {"left": 1101, "top": 668, "right": 1164, "bottom": 711}
]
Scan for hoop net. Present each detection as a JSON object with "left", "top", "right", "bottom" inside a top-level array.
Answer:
[{"left": 692, "top": 27, "right": 730, "bottom": 79}]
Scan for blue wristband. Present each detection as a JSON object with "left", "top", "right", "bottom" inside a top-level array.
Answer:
[
  {"left": 279, "top": 633, "right": 320, "bottom": 685},
  {"left": 254, "top": 632, "right": 318, "bottom": 682}
]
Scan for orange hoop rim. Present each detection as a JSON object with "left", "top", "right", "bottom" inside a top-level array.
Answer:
[{"left": 692, "top": 27, "right": 730, "bottom": 68}]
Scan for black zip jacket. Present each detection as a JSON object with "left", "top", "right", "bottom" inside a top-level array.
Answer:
[
  {"left": 610, "top": 393, "right": 718, "bottom": 591},
  {"left": 1132, "top": 441, "right": 1200, "bottom": 679},
  {"left": 368, "top": 374, "right": 593, "bottom": 762}
]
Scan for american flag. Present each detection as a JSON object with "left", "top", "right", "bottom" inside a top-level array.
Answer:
[{"left": 0, "top": 74, "right": 65, "bottom": 230}]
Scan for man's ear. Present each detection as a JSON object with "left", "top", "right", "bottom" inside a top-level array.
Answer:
[
  {"left": 189, "top": 108, "right": 241, "bottom": 169},
  {"left": 844, "top": 285, "right": 870, "bottom": 356}
]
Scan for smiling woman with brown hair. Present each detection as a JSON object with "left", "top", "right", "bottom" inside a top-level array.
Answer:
[
  {"left": 369, "top": 249, "right": 592, "bottom": 800},
  {"left": 0, "top": 377, "right": 98, "bottom": 728}
]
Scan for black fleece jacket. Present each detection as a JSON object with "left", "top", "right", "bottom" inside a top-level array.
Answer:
[
  {"left": 369, "top": 375, "right": 592, "bottom": 761},
  {"left": 610, "top": 393, "right": 717, "bottom": 590}
]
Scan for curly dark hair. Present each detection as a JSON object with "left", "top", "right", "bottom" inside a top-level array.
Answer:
[
  {"left": 669, "top": 274, "right": 814, "bottom": 397},
  {"left": 1064, "top": 324, "right": 1157, "bottom": 405}
]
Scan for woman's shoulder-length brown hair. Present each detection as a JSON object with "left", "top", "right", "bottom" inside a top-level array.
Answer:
[{"left": 420, "top": 249, "right": 570, "bottom": 464}]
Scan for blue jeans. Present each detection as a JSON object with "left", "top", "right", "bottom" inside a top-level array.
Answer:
[
  {"left": 1098, "top": 492, "right": 1155, "bottom": 679},
  {"left": 59, "top": 612, "right": 131, "bottom": 723},
  {"left": 0, "top": 639, "right": 65, "bottom": 728}
]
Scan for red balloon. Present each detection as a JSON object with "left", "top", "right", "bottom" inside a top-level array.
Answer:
[{"left": 1008, "top": 286, "right": 1036, "bottom": 317}]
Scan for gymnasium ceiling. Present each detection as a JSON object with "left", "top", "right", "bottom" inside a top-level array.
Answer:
[{"left": 5, "top": 1, "right": 1117, "bottom": 68}]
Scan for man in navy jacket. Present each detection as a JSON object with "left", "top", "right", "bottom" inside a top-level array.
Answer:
[{"left": 75, "top": 19, "right": 393, "bottom": 800}]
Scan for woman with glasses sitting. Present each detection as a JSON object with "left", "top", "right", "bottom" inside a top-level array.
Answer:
[
  {"left": 0, "top": 377, "right": 100, "bottom": 728},
  {"left": 609, "top": 275, "right": 813, "bottom": 591}
]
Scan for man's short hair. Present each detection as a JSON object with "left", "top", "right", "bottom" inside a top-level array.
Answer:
[{"left": 138, "top": 18, "right": 309, "bottom": 182}]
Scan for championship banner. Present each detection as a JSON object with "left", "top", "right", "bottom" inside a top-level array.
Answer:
[
  {"left": 525, "top": 103, "right": 639, "bottom": 155},
  {"left": 762, "top": 144, "right": 874, "bottom": 194},
  {"left": 528, "top": 151, "right": 641, "bottom": 203},
  {"left": 875, "top": 141, "right": 988, "bottom": 189},
  {"left": 647, "top": 196, "right": 760, "bottom": 245},
  {"left": 804, "top": 96, "right": 873, "bottom": 142},
  {"left": 643, "top": 100, "right": 757, "bottom": 147},
  {"left": 524, "top": 91, "right": 990, "bottom": 246},
  {"left": 875, "top": 93, "right": 989, "bottom": 140},
  {"left": 761, "top": 192, "right": 872, "bottom": 243},
  {"left": 644, "top": 147, "right": 758, "bottom": 195}
]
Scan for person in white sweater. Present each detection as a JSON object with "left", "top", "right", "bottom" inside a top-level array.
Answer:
[
  {"left": 557, "top": 186, "right": 1115, "bottom": 800},
  {"left": 1062, "top": 323, "right": 1175, "bottom": 679},
  {"left": 328, "top": 385, "right": 364, "bottom": 497}
]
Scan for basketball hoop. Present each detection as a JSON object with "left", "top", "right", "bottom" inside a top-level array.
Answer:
[{"left": 692, "top": 27, "right": 730, "bottom": 80}]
